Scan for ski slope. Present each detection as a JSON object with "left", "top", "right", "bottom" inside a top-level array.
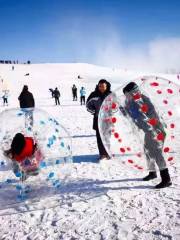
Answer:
[{"left": 0, "top": 63, "right": 180, "bottom": 240}]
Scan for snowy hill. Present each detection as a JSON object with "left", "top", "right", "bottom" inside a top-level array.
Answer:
[{"left": 0, "top": 63, "right": 180, "bottom": 240}]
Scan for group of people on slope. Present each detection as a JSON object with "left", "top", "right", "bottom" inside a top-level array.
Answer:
[
  {"left": 72, "top": 84, "right": 86, "bottom": 105},
  {"left": 49, "top": 85, "right": 86, "bottom": 106}
]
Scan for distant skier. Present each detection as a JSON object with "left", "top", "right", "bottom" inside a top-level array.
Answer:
[
  {"left": 12, "top": 66, "right": 14, "bottom": 71},
  {"left": 53, "top": 87, "right": 60, "bottom": 105},
  {"left": 86, "top": 79, "right": 111, "bottom": 160},
  {"left": 72, "top": 84, "right": 77, "bottom": 101},
  {"left": 18, "top": 85, "right": 35, "bottom": 127},
  {"left": 122, "top": 82, "right": 172, "bottom": 188},
  {"left": 2, "top": 90, "right": 9, "bottom": 106},
  {"left": 5, "top": 133, "right": 42, "bottom": 179},
  {"left": 78, "top": 75, "right": 82, "bottom": 79},
  {"left": 80, "top": 87, "right": 86, "bottom": 105}
]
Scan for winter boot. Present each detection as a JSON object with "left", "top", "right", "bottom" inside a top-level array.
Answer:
[
  {"left": 155, "top": 168, "right": 172, "bottom": 189},
  {"left": 99, "top": 155, "right": 110, "bottom": 160},
  {"left": 143, "top": 171, "right": 157, "bottom": 181}
]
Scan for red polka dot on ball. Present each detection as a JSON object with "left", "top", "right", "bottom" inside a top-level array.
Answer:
[
  {"left": 114, "top": 132, "right": 119, "bottom": 138},
  {"left": 128, "top": 159, "right": 133, "bottom": 164},
  {"left": 168, "top": 111, "right": 173, "bottom": 116},
  {"left": 164, "top": 147, "right": 170, "bottom": 153},
  {"left": 120, "top": 148, "right": 125, "bottom": 153},
  {"left": 111, "top": 102, "right": 117, "bottom": 109},
  {"left": 157, "top": 132, "right": 165, "bottom": 141},
  {"left": 167, "top": 89, "right": 173, "bottom": 94},
  {"left": 111, "top": 117, "right": 117, "bottom": 123},
  {"left": 163, "top": 100, "right": 168, "bottom": 104},
  {"left": 157, "top": 90, "right": 162, "bottom": 94},
  {"left": 150, "top": 82, "right": 159, "bottom": 87}
]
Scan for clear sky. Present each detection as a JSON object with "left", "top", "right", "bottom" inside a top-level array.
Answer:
[{"left": 0, "top": 0, "right": 180, "bottom": 66}]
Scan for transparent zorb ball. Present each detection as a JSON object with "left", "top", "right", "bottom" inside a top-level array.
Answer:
[
  {"left": 98, "top": 76, "right": 180, "bottom": 171},
  {"left": 0, "top": 108, "right": 72, "bottom": 203}
]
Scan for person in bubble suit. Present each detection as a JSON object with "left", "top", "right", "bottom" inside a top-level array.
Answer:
[
  {"left": 122, "top": 82, "right": 172, "bottom": 188},
  {"left": 5, "top": 133, "right": 42, "bottom": 180}
]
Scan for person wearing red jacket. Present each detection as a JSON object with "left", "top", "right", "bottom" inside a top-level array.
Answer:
[{"left": 5, "top": 133, "right": 42, "bottom": 178}]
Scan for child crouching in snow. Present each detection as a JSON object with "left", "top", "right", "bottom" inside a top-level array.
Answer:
[{"left": 5, "top": 133, "right": 43, "bottom": 180}]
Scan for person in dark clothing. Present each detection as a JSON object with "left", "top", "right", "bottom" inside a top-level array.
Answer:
[
  {"left": 2, "top": 90, "right": 9, "bottom": 106},
  {"left": 18, "top": 85, "right": 35, "bottom": 128},
  {"left": 86, "top": 79, "right": 111, "bottom": 160},
  {"left": 72, "top": 84, "right": 78, "bottom": 101},
  {"left": 18, "top": 85, "right": 35, "bottom": 108},
  {"left": 122, "top": 82, "right": 172, "bottom": 189},
  {"left": 53, "top": 87, "right": 60, "bottom": 105}
]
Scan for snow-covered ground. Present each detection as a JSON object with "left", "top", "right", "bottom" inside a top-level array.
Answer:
[{"left": 0, "top": 63, "right": 180, "bottom": 240}]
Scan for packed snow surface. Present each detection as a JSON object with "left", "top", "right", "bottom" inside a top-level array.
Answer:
[{"left": 0, "top": 63, "right": 180, "bottom": 240}]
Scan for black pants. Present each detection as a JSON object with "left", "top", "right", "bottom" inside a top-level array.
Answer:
[
  {"left": 96, "top": 127, "right": 108, "bottom": 156},
  {"left": 80, "top": 96, "right": 85, "bottom": 105},
  {"left": 55, "top": 97, "right": 60, "bottom": 105},
  {"left": 73, "top": 94, "right": 77, "bottom": 101},
  {"left": 3, "top": 98, "right": 8, "bottom": 105}
]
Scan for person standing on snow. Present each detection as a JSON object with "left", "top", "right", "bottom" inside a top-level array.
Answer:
[
  {"left": 86, "top": 79, "right": 111, "bottom": 160},
  {"left": 18, "top": 85, "right": 35, "bottom": 109},
  {"left": 72, "top": 84, "right": 78, "bottom": 101},
  {"left": 18, "top": 85, "right": 35, "bottom": 127},
  {"left": 122, "top": 82, "right": 172, "bottom": 189},
  {"left": 53, "top": 87, "right": 60, "bottom": 105},
  {"left": 80, "top": 87, "right": 86, "bottom": 105},
  {"left": 2, "top": 90, "right": 9, "bottom": 106}
]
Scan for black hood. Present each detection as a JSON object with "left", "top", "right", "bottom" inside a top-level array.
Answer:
[
  {"left": 123, "top": 82, "right": 139, "bottom": 94},
  {"left": 21, "top": 85, "right": 29, "bottom": 93},
  {"left": 11, "top": 133, "right": 25, "bottom": 156}
]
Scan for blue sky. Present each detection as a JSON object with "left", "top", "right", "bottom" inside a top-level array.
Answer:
[{"left": 0, "top": 0, "right": 180, "bottom": 66}]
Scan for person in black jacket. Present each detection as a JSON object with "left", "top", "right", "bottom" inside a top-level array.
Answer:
[
  {"left": 18, "top": 85, "right": 35, "bottom": 108},
  {"left": 18, "top": 85, "right": 35, "bottom": 128},
  {"left": 53, "top": 87, "right": 60, "bottom": 105},
  {"left": 86, "top": 79, "right": 111, "bottom": 160},
  {"left": 72, "top": 84, "right": 78, "bottom": 101}
]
